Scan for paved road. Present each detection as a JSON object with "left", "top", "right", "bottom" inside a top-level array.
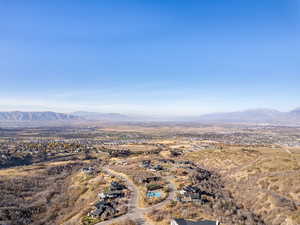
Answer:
[{"left": 96, "top": 168, "right": 176, "bottom": 225}]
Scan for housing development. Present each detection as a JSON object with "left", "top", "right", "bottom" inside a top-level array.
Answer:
[{"left": 0, "top": 123, "right": 299, "bottom": 225}]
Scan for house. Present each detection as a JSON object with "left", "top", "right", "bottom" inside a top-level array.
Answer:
[
  {"left": 183, "top": 185, "right": 214, "bottom": 197},
  {"left": 82, "top": 167, "right": 95, "bottom": 174},
  {"left": 110, "top": 181, "right": 126, "bottom": 191},
  {"left": 170, "top": 150, "right": 182, "bottom": 157},
  {"left": 152, "top": 164, "right": 164, "bottom": 171},
  {"left": 98, "top": 191, "right": 124, "bottom": 199},
  {"left": 109, "top": 149, "right": 132, "bottom": 157},
  {"left": 158, "top": 159, "right": 175, "bottom": 164},
  {"left": 140, "top": 160, "right": 164, "bottom": 171},
  {"left": 140, "top": 160, "right": 151, "bottom": 168},
  {"left": 90, "top": 201, "right": 116, "bottom": 219},
  {"left": 178, "top": 185, "right": 215, "bottom": 203},
  {"left": 183, "top": 185, "right": 200, "bottom": 193},
  {"left": 171, "top": 219, "right": 220, "bottom": 225},
  {"left": 176, "top": 160, "right": 193, "bottom": 165}
]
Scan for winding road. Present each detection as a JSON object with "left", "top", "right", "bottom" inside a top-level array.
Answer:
[{"left": 96, "top": 168, "right": 176, "bottom": 225}]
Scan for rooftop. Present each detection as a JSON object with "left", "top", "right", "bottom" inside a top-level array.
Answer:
[{"left": 172, "top": 219, "right": 219, "bottom": 225}]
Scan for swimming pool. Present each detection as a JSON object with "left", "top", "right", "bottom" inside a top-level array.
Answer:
[{"left": 147, "top": 191, "right": 162, "bottom": 198}]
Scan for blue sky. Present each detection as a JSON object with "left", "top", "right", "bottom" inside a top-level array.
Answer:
[{"left": 0, "top": 0, "right": 299, "bottom": 115}]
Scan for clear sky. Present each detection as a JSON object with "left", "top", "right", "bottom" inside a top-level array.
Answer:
[{"left": 0, "top": 0, "right": 299, "bottom": 116}]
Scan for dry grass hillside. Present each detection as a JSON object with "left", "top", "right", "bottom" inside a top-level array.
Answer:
[
  {"left": 184, "top": 146, "right": 300, "bottom": 225},
  {"left": 0, "top": 161, "right": 105, "bottom": 225}
]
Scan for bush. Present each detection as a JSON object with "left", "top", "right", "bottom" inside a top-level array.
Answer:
[{"left": 81, "top": 216, "right": 102, "bottom": 225}]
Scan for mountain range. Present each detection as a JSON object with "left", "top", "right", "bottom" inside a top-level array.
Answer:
[
  {"left": 0, "top": 111, "right": 77, "bottom": 121},
  {"left": 196, "top": 108, "right": 300, "bottom": 124},
  {"left": 0, "top": 108, "right": 299, "bottom": 125}
]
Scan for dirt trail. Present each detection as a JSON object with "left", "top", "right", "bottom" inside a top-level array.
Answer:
[{"left": 96, "top": 168, "right": 176, "bottom": 225}]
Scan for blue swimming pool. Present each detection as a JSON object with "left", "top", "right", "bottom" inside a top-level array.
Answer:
[{"left": 147, "top": 191, "right": 162, "bottom": 198}]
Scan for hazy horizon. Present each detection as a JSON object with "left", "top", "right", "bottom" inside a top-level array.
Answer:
[
  {"left": 0, "top": 107, "right": 299, "bottom": 118},
  {"left": 1, "top": 1, "right": 299, "bottom": 116}
]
